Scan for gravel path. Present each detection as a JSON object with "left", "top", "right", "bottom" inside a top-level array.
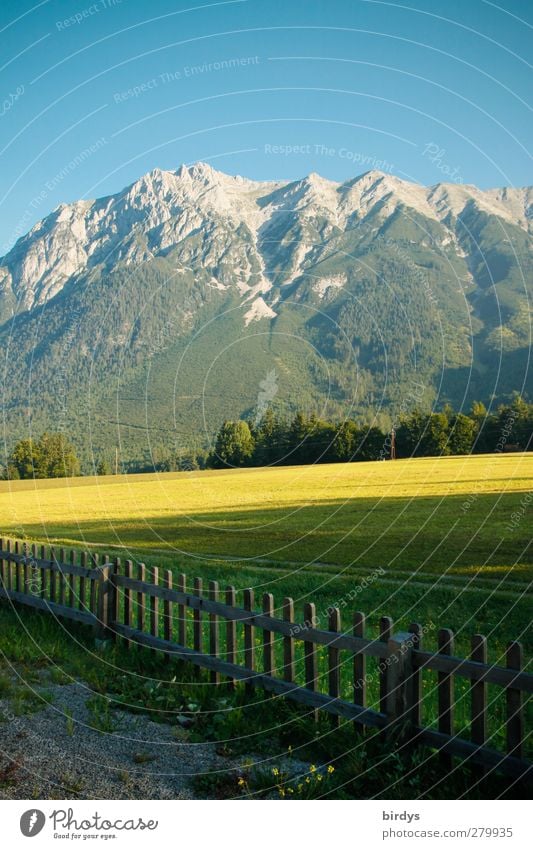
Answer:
[{"left": 0, "top": 678, "right": 254, "bottom": 799}]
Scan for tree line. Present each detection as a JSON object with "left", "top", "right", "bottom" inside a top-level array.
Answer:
[
  {"left": 3, "top": 397, "right": 532, "bottom": 479},
  {"left": 209, "top": 398, "right": 533, "bottom": 469}
]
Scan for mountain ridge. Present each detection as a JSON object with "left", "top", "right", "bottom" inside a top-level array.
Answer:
[
  {"left": 1, "top": 164, "right": 531, "bottom": 316},
  {"left": 0, "top": 163, "right": 531, "bottom": 468}
]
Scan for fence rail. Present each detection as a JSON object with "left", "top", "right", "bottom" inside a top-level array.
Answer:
[{"left": 0, "top": 538, "right": 531, "bottom": 781}]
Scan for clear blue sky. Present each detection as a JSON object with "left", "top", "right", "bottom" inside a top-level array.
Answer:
[{"left": 0, "top": 0, "right": 531, "bottom": 254}]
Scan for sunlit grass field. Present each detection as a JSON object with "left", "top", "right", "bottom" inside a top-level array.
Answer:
[
  {"left": 0, "top": 453, "right": 531, "bottom": 568},
  {"left": 0, "top": 453, "right": 531, "bottom": 758},
  {"left": 0, "top": 453, "right": 531, "bottom": 646}
]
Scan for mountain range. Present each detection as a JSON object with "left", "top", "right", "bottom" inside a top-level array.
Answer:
[{"left": 0, "top": 163, "right": 531, "bottom": 469}]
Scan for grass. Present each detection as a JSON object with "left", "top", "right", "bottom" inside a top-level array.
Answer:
[
  {"left": 0, "top": 454, "right": 531, "bottom": 576},
  {"left": 0, "top": 454, "right": 531, "bottom": 795},
  {"left": 0, "top": 604, "right": 528, "bottom": 799},
  {"left": 0, "top": 454, "right": 530, "bottom": 655}
]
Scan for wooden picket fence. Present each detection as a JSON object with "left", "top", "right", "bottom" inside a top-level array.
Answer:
[{"left": 0, "top": 538, "right": 531, "bottom": 781}]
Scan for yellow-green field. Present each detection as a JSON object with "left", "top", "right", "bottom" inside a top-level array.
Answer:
[
  {"left": 0, "top": 454, "right": 531, "bottom": 750},
  {"left": 0, "top": 453, "right": 531, "bottom": 578}
]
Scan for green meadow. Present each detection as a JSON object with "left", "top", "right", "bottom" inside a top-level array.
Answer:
[
  {"left": 0, "top": 453, "right": 531, "bottom": 772},
  {"left": 0, "top": 453, "right": 531, "bottom": 654}
]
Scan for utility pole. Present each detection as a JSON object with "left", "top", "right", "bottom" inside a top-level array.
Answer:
[
  {"left": 390, "top": 427, "right": 396, "bottom": 460},
  {"left": 115, "top": 446, "right": 119, "bottom": 475}
]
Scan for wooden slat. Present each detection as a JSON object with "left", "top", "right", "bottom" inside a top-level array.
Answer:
[
  {"left": 96, "top": 561, "right": 112, "bottom": 639},
  {"left": 0, "top": 587, "right": 95, "bottom": 626},
  {"left": 437, "top": 628, "right": 455, "bottom": 769},
  {"left": 113, "top": 622, "right": 388, "bottom": 730},
  {"left": 353, "top": 611, "right": 366, "bottom": 712},
  {"left": 14, "top": 540, "right": 21, "bottom": 593},
  {"left": 328, "top": 607, "right": 341, "bottom": 728},
  {"left": 40, "top": 544, "right": 46, "bottom": 599},
  {"left": 6, "top": 540, "right": 13, "bottom": 591},
  {"left": 58, "top": 547, "right": 66, "bottom": 606},
  {"left": 379, "top": 616, "right": 393, "bottom": 713},
  {"left": 89, "top": 553, "right": 98, "bottom": 614},
  {"left": 417, "top": 726, "right": 532, "bottom": 781},
  {"left": 49, "top": 547, "right": 57, "bottom": 603},
  {"left": 0, "top": 538, "right": 5, "bottom": 589},
  {"left": 408, "top": 622, "right": 422, "bottom": 726},
  {"left": 262, "top": 593, "right": 275, "bottom": 682},
  {"left": 68, "top": 550, "right": 76, "bottom": 608},
  {"left": 111, "top": 558, "right": 120, "bottom": 636},
  {"left": 303, "top": 602, "right": 318, "bottom": 720},
  {"left": 30, "top": 544, "right": 39, "bottom": 596},
  {"left": 123, "top": 560, "right": 133, "bottom": 650},
  {"left": 209, "top": 580, "right": 220, "bottom": 684},
  {"left": 0, "top": 550, "right": 99, "bottom": 579},
  {"left": 282, "top": 597, "right": 295, "bottom": 683},
  {"left": 113, "top": 575, "right": 389, "bottom": 658},
  {"left": 137, "top": 563, "right": 146, "bottom": 641},
  {"left": 225, "top": 585, "right": 236, "bottom": 688},
  {"left": 150, "top": 566, "right": 159, "bottom": 654},
  {"left": 22, "top": 542, "right": 30, "bottom": 595},
  {"left": 193, "top": 577, "right": 203, "bottom": 657},
  {"left": 243, "top": 588, "right": 255, "bottom": 694},
  {"left": 163, "top": 570, "right": 173, "bottom": 662},
  {"left": 471, "top": 634, "right": 488, "bottom": 748},
  {"left": 78, "top": 552, "right": 87, "bottom": 610},
  {"left": 177, "top": 573, "right": 186, "bottom": 646},
  {"left": 506, "top": 641, "right": 523, "bottom": 759},
  {"left": 412, "top": 649, "right": 533, "bottom": 692}
]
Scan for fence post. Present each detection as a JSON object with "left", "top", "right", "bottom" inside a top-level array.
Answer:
[
  {"left": 385, "top": 631, "right": 414, "bottom": 736},
  {"left": 225, "top": 585, "right": 237, "bottom": 688},
  {"left": 379, "top": 616, "right": 393, "bottom": 714},
  {"left": 95, "top": 563, "right": 114, "bottom": 640},
  {"left": 209, "top": 580, "right": 220, "bottom": 684},
  {"left": 328, "top": 607, "right": 341, "bottom": 728},
  {"left": 282, "top": 597, "right": 295, "bottom": 683},
  {"left": 353, "top": 611, "right": 366, "bottom": 727},
  {"left": 243, "top": 588, "right": 255, "bottom": 694}
]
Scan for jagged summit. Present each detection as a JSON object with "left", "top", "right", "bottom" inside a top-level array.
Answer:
[
  {"left": 0, "top": 164, "right": 530, "bottom": 315},
  {"left": 0, "top": 163, "right": 531, "bottom": 461}
]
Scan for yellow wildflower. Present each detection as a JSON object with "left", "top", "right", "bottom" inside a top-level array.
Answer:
[
  {"left": 309, "top": 764, "right": 317, "bottom": 773},
  {"left": 327, "top": 765, "right": 335, "bottom": 774},
  {"left": 238, "top": 777, "right": 246, "bottom": 787},
  {"left": 272, "top": 767, "right": 279, "bottom": 776},
  {"left": 316, "top": 774, "right": 323, "bottom": 781},
  {"left": 279, "top": 788, "right": 285, "bottom": 797}
]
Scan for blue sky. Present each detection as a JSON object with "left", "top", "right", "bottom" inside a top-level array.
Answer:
[{"left": 0, "top": 0, "right": 531, "bottom": 254}]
